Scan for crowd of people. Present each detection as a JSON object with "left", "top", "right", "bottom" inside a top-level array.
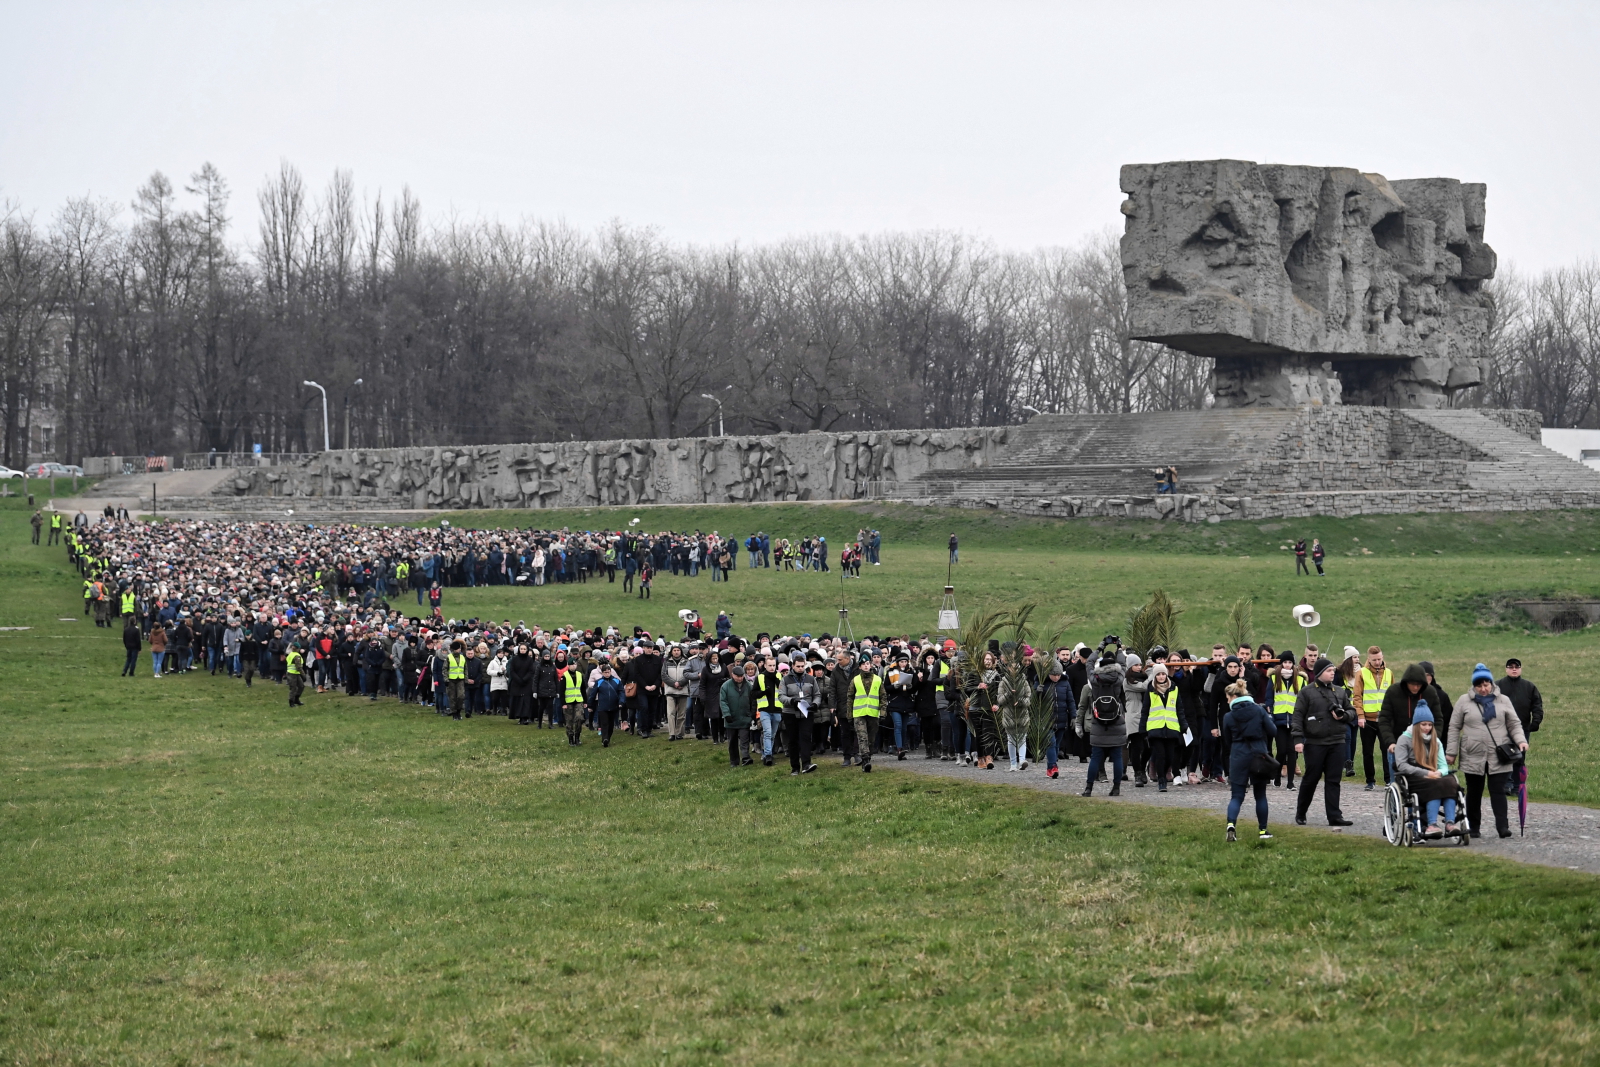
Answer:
[{"left": 61, "top": 515, "right": 1540, "bottom": 842}]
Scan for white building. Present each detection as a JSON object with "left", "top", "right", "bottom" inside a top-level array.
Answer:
[{"left": 1541, "top": 429, "right": 1600, "bottom": 471}]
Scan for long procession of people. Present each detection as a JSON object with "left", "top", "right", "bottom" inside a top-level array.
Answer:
[{"left": 64, "top": 516, "right": 1538, "bottom": 843}]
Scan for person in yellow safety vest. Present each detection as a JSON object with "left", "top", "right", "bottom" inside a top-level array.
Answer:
[
  {"left": 48, "top": 511, "right": 62, "bottom": 545},
  {"left": 120, "top": 588, "right": 136, "bottom": 619},
  {"left": 286, "top": 645, "right": 307, "bottom": 707},
  {"left": 83, "top": 577, "right": 94, "bottom": 615},
  {"left": 1354, "top": 646, "right": 1393, "bottom": 791},
  {"left": 395, "top": 560, "right": 409, "bottom": 597},
  {"left": 1269, "top": 652, "right": 1305, "bottom": 788},
  {"left": 446, "top": 641, "right": 469, "bottom": 720},
  {"left": 90, "top": 578, "right": 109, "bottom": 627},
  {"left": 753, "top": 656, "right": 783, "bottom": 766},
  {"left": 850, "top": 658, "right": 884, "bottom": 773},
  {"left": 561, "top": 660, "right": 587, "bottom": 746}
]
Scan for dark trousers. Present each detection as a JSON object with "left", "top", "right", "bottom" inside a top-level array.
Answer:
[
  {"left": 784, "top": 715, "right": 812, "bottom": 771},
  {"left": 1086, "top": 745, "right": 1124, "bottom": 789},
  {"left": 1228, "top": 776, "right": 1271, "bottom": 831},
  {"left": 1359, "top": 723, "right": 1390, "bottom": 785},
  {"left": 1296, "top": 555, "right": 1309, "bottom": 574},
  {"left": 598, "top": 707, "right": 618, "bottom": 744},
  {"left": 727, "top": 726, "right": 751, "bottom": 765},
  {"left": 122, "top": 648, "right": 139, "bottom": 676},
  {"left": 919, "top": 715, "right": 940, "bottom": 756},
  {"left": 1126, "top": 732, "right": 1149, "bottom": 782},
  {"left": 288, "top": 674, "right": 305, "bottom": 705},
  {"left": 1295, "top": 741, "right": 1347, "bottom": 822},
  {"left": 1465, "top": 772, "right": 1511, "bottom": 835},
  {"left": 565, "top": 705, "right": 585, "bottom": 744},
  {"left": 1148, "top": 735, "right": 1182, "bottom": 783},
  {"left": 1273, "top": 717, "right": 1297, "bottom": 782}
]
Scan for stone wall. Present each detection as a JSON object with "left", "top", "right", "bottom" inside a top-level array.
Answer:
[{"left": 213, "top": 428, "right": 1009, "bottom": 508}]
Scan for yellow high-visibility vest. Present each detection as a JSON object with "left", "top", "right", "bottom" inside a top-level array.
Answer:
[
  {"left": 447, "top": 654, "right": 467, "bottom": 681},
  {"left": 563, "top": 669, "right": 585, "bottom": 704},
  {"left": 286, "top": 649, "right": 304, "bottom": 676},
  {"left": 851, "top": 673, "right": 883, "bottom": 718},
  {"left": 1146, "top": 686, "right": 1181, "bottom": 734},
  {"left": 1360, "top": 667, "right": 1391, "bottom": 719}
]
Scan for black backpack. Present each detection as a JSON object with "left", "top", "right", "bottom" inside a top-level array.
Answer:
[{"left": 1092, "top": 693, "right": 1122, "bottom": 724}]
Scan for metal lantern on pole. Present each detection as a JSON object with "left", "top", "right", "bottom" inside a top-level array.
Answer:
[{"left": 303, "top": 380, "right": 330, "bottom": 452}]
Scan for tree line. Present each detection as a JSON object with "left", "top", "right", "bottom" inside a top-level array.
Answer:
[
  {"left": 3, "top": 161, "right": 1587, "bottom": 468},
  {"left": 0, "top": 163, "right": 1208, "bottom": 466}
]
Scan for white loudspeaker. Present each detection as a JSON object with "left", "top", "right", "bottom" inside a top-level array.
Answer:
[
  {"left": 678, "top": 609, "right": 698, "bottom": 622},
  {"left": 1292, "top": 604, "right": 1321, "bottom": 628}
]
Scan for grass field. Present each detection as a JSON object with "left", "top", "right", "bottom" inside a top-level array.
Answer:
[{"left": 3, "top": 496, "right": 1599, "bottom": 1064}]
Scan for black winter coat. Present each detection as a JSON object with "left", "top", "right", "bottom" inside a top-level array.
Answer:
[
  {"left": 1291, "top": 682, "right": 1353, "bottom": 746},
  {"left": 508, "top": 652, "right": 537, "bottom": 697}
]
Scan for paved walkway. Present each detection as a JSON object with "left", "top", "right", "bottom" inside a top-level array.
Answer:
[{"left": 878, "top": 754, "right": 1600, "bottom": 876}]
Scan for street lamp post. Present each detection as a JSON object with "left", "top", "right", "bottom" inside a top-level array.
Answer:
[
  {"left": 700, "top": 392, "right": 725, "bottom": 437},
  {"left": 303, "top": 381, "right": 330, "bottom": 452},
  {"left": 342, "top": 378, "right": 364, "bottom": 451}
]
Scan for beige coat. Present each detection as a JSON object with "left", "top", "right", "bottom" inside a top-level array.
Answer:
[{"left": 1447, "top": 687, "right": 1526, "bottom": 776}]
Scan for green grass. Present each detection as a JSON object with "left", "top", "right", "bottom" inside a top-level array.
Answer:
[{"left": 3, "top": 497, "right": 1600, "bottom": 1063}]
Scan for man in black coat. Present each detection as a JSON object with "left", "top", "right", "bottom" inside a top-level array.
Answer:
[
  {"left": 1291, "top": 658, "right": 1356, "bottom": 827},
  {"left": 1497, "top": 658, "right": 1543, "bottom": 734}
]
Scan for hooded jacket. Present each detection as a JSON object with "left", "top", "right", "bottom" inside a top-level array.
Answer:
[
  {"left": 1377, "top": 664, "right": 1432, "bottom": 749},
  {"left": 1075, "top": 663, "right": 1127, "bottom": 747}
]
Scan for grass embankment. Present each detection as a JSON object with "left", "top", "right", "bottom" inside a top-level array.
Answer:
[
  {"left": 1, "top": 497, "right": 1597, "bottom": 1063},
  {"left": 426, "top": 503, "right": 1600, "bottom": 806}
]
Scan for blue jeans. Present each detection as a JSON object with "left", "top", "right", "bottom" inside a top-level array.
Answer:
[
  {"left": 891, "top": 710, "right": 909, "bottom": 751},
  {"left": 760, "top": 711, "right": 780, "bottom": 757},
  {"left": 152, "top": 651, "right": 163, "bottom": 677},
  {"left": 1086, "top": 746, "right": 1124, "bottom": 789},
  {"left": 1228, "top": 776, "right": 1270, "bottom": 831},
  {"left": 1426, "top": 797, "right": 1459, "bottom": 826},
  {"left": 1045, "top": 726, "right": 1067, "bottom": 771},
  {"left": 123, "top": 648, "right": 139, "bottom": 676},
  {"left": 229, "top": 653, "right": 241, "bottom": 677}
]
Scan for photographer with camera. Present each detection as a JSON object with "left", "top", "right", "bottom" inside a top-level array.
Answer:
[{"left": 1290, "top": 656, "right": 1356, "bottom": 827}]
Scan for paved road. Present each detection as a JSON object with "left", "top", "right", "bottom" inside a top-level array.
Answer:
[{"left": 878, "top": 754, "right": 1600, "bottom": 876}]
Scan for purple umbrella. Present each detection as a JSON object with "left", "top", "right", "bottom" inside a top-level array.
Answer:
[{"left": 1515, "top": 762, "right": 1529, "bottom": 836}]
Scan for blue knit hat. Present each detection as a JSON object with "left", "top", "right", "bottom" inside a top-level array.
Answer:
[
  {"left": 1412, "top": 701, "right": 1433, "bottom": 724},
  {"left": 1471, "top": 663, "right": 1494, "bottom": 686}
]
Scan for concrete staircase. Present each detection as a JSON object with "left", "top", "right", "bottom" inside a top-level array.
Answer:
[
  {"left": 1405, "top": 409, "right": 1600, "bottom": 491},
  {"left": 914, "top": 409, "right": 1302, "bottom": 503}
]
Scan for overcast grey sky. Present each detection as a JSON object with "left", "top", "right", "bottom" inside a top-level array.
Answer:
[{"left": 1, "top": 1, "right": 1594, "bottom": 270}]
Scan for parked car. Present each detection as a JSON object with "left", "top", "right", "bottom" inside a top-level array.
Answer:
[
  {"left": 23, "top": 462, "right": 80, "bottom": 477},
  {"left": 0, "top": 466, "right": 23, "bottom": 480}
]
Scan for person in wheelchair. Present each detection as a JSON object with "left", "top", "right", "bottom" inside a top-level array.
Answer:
[{"left": 1393, "top": 704, "right": 1458, "bottom": 837}]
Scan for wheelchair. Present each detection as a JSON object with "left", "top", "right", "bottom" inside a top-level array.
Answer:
[{"left": 1382, "top": 758, "right": 1470, "bottom": 847}]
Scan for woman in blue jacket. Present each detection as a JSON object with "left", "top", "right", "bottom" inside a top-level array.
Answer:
[{"left": 1222, "top": 679, "right": 1278, "bottom": 842}]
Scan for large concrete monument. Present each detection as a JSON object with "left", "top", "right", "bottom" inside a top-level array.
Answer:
[{"left": 1119, "top": 160, "right": 1496, "bottom": 408}]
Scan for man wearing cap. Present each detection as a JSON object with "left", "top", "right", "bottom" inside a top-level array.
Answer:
[
  {"left": 1497, "top": 658, "right": 1543, "bottom": 735},
  {"left": 591, "top": 662, "right": 626, "bottom": 746},
  {"left": 719, "top": 663, "right": 755, "bottom": 766},
  {"left": 1290, "top": 657, "right": 1356, "bottom": 827}
]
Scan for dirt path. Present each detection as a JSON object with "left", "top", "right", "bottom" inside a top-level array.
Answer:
[{"left": 878, "top": 754, "right": 1600, "bottom": 876}]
